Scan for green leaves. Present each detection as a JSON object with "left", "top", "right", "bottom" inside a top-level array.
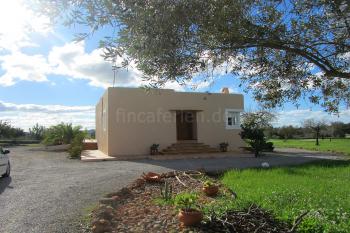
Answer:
[
  {"left": 40, "top": 0, "right": 350, "bottom": 112},
  {"left": 174, "top": 192, "right": 199, "bottom": 211}
]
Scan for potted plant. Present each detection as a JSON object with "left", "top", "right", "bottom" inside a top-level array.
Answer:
[
  {"left": 150, "top": 144, "right": 159, "bottom": 155},
  {"left": 175, "top": 192, "right": 203, "bottom": 227},
  {"left": 219, "top": 142, "right": 229, "bottom": 152},
  {"left": 202, "top": 180, "right": 219, "bottom": 197}
]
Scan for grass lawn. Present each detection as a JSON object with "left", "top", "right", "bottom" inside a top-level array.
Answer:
[
  {"left": 270, "top": 138, "right": 350, "bottom": 156},
  {"left": 221, "top": 161, "right": 350, "bottom": 232}
]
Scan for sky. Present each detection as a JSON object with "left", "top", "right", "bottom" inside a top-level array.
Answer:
[{"left": 0, "top": 0, "right": 349, "bottom": 131}]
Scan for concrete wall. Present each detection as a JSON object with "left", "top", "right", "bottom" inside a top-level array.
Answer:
[
  {"left": 97, "top": 87, "right": 245, "bottom": 157},
  {"left": 95, "top": 91, "right": 109, "bottom": 155}
]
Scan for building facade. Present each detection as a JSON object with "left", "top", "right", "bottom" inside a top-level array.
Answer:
[{"left": 96, "top": 87, "right": 245, "bottom": 157}]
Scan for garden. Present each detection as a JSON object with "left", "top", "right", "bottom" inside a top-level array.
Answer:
[{"left": 89, "top": 160, "right": 350, "bottom": 233}]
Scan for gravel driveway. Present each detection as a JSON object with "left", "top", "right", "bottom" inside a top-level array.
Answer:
[
  {"left": 0, "top": 146, "right": 335, "bottom": 233},
  {"left": 0, "top": 146, "right": 171, "bottom": 233}
]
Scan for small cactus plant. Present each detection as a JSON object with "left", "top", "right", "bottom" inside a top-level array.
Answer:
[{"left": 160, "top": 181, "right": 173, "bottom": 201}]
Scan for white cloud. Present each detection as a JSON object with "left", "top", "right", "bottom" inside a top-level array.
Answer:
[
  {"left": 0, "top": 101, "right": 95, "bottom": 130},
  {"left": 273, "top": 108, "right": 350, "bottom": 127},
  {"left": 0, "top": 0, "right": 51, "bottom": 52},
  {"left": 48, "top": 41, "right": 143, "bottom": 88},
  {"left": 0, "top": 52, "right": 50, "bottom": 86},
  {"left": 0, "top": 40, "right": 189, "bottom": 90}
]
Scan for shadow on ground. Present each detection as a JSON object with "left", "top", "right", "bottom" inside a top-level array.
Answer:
[{"left": 0, "top": 177, "right": 12, "bottom": 194}]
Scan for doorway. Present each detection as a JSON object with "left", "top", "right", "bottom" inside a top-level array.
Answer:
[{"left": 176, "top": 111, "right": 197, "bottom": 140}]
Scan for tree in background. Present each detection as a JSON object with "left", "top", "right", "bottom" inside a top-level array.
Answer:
[
  {"left": 43, "top": 123, "right": 82, "bottom": 145},
  {"left": 29, "top": 123, "right": 46, "bottom": 140},
  {"left": 240, "top": 111, "right": 275, "bottom": 157},
  {"left": 42, "top": 123, "right": 87, "bottom": 159},
  {"left": 0, "top": 121, "right": 12, "bottom": 138},
  {"left": 303, "top": 119, "right": 327, "bottom": 146},
  {"left": 39, "top": 0, "right": 350, "bottom": 113},
  {"left": 0, "top": 120, "right": 25, "bottom": 139},
  {"left": 330, "top": 122, "right": 347, "bottom": 138}
]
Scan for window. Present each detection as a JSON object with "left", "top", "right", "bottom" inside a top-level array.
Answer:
[{"left": 225, "top": 109, "right": 242, "bottom": 129}]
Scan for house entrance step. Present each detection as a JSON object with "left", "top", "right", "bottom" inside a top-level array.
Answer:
[{"left": 161, "top": 142, "right": 220, "bottom": 155}]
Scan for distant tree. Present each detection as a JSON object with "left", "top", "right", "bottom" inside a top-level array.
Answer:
[
  {"left": 278, "top": 125, "right": 298, "bottom": 140},
  {"left": 330, "top": 122, "right": 346, "bottom": 138},
  {"left": 0, "top": 120, "right": 24, "bottom": 139},
  {"left": 303, "top": 119, "right": 327, "bottom": 146},
  {"left": 10, "top": 128, "right": 25, "bottom": 139},
  {"left": 264, "top": 126, "right": 276, "bottom": 139},
  {"left": 0, "top": 121, "right": 11, "bottom": 138},
  {"left": 29, "top": 123, "right": 46, "bottom": 140},
  {"left": 39, "top": 0, "right": 350, "bottom": 112},
  {"left": 240, "top": 111, "right": 275, "bottom": 157}
]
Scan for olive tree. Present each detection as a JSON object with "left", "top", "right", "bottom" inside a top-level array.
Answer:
[{"left": 39, "top": 0, "right": 350, "bottom": 112}]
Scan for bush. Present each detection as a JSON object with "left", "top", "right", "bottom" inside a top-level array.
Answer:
[
  {"left": 42, "top": 123, "right": 82, "bottom": 146},
  {"left": 69, "top": 131, "right": 86, "bottom": 159},
  {"left": 240, "top": 112, "right": 275, "bottom": 157},
  {"left": 42, "top": 123, "right": 87, "bottom": 158},
  {"left": 262, "top": 142, "right": 274, "bottom": 152}
]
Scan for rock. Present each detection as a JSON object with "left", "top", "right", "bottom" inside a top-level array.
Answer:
[
  {"left": 99, "top": 198, "right": 114, "bottom": 205},
  {"left": 94, "top": 205, "right": 115, "bottom": 221},
  {"left": 128, "top": 178, "right": 146, "bottom": 189},
  {"left": 118, "top": 187, "right": 131, "bottom": 196},
  {"left": 92, "top": 219, "right": 112, "bottom": 233},
  {"left": 162, "top": 171, "right": 177, "bottom": 178}
]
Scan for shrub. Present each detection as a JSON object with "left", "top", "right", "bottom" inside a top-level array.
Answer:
[
  {"left": 68, "top": 131, "right": 86, "bottom": 159},
  {"left": 263, "top": 142, "right": 274, "bottom": 152},
  {"left": 42, "top": 123, "right": 87, "bottom": 158},
  {"left": 174, "top": 192, "right": 199, "bottom": 211},
  {"left": 42, "top": 123, "right": 82, "bottom": 146},
  {"left": 240, "top": 111, "right": 275, "bottom": 157}
]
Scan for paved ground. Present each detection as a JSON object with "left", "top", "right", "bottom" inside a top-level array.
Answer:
[{"left": 0, "top": 146, "right": 345, "bottom": 233}]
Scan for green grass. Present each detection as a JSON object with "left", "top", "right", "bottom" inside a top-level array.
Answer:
[
  {"left": 221, "top": 161, "right": 350, "bottom": 232},
  {"left": 270, "top": 138, "right": 350, "bottom": 156}
]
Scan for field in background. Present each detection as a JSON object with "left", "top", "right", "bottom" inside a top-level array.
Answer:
[
  {"left": 270, "top": 138, "right": 350, "bottom": 156},
  {"left": 222, "top": 161, "right": 350, "bottom": 232}
]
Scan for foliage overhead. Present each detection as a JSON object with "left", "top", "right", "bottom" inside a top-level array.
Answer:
[{"left": 39, "top": 0, "right": 350, "bottom": 112}]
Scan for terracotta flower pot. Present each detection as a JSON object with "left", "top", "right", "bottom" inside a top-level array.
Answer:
[
  {"left": 141, "top": 172, "right": 162, "bottom": 182},
  {"left": 178, "top": 209, "right": 203, "bottom": 226},
  {"left": 202, "top": 185, "right": 219, "bottom": 197}
]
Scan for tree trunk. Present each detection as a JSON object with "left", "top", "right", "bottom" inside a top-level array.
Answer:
[{"left": 254, "top": 150, "right": 259, "bottom": 158}]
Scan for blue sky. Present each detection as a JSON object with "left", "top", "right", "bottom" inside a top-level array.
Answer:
[{"left": 0, "top": 0, "right": 349, "bottom": 130}]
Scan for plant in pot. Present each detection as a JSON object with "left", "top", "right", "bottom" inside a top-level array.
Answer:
[
  {"left": 219, "top": 142, "right": 229, "bottom": 152},
  {"left": 150, "top": 144, "right": 159, "bottom": 155},
  {"left": 175, "top": 192, "right": 203, "bottom": 227},
  {"left": 202, "top": 180, "right": 219, "bottom": 197}
]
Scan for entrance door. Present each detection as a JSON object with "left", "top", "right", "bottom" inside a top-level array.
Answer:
[{"left": 176, "top": 111, "right": 197, "bottom": 140}]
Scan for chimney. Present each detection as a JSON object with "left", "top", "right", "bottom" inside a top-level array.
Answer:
[{"left": 221, "top": 87, "right": 230, "bottom": 94}]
